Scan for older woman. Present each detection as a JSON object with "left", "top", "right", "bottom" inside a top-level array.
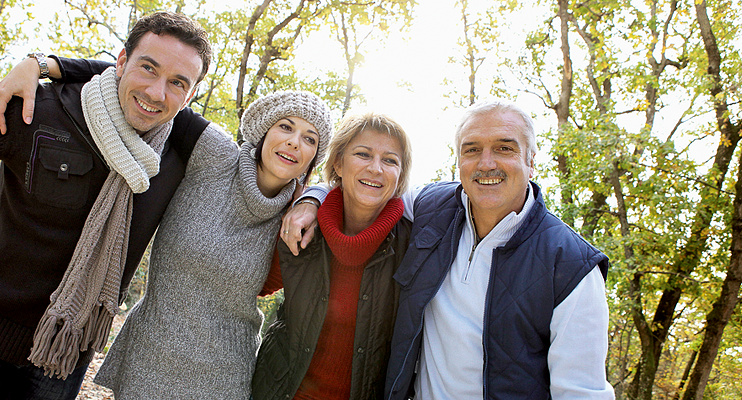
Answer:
[{"left": 252, "top": 113, "right": 413, "bottom": 400}]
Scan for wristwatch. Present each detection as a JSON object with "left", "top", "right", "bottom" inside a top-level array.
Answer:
[{"left": 27, "top": 52, "right": 50, "bottom": 80}]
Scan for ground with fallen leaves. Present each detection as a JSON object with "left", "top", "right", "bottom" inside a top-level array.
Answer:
[{"left": 75, "top": 313, "right": 126, "bottom": 400}]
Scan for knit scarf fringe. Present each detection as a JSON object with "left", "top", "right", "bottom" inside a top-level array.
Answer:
[{"left": 28, "top": 67, "right": 172, "bottom": 379}]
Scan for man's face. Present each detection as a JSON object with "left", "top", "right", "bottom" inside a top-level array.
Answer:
[
  {"left": 458, "top": 110, "right": 535, "bottom": 232},
  {"left": 116, "top": 32, "right": 203, "bottom": 135}
]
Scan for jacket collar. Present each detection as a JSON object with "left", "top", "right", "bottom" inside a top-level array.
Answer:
[{"left": 54, "top": 82, "right": 89, "bottom": 136}]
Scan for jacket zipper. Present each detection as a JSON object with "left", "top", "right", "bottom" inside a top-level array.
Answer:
[
  {"left": 463, "top": 243, "right": 477, "bottom": 281},
  {"left": 387, "top": 206, "right": 465, "bottom": 400}
]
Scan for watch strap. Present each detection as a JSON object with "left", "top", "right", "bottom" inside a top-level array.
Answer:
[{"left": 27, "top": 52, "right": 50, "bottom": 80}]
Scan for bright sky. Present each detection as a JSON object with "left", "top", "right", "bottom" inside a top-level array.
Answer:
[
  {"left": 291, "top": 0, "right": 549, "bottom": 183},
  {"left": 290, "top": 1, "right": 464, "bottom": 183}
]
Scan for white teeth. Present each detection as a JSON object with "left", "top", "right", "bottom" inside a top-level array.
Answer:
[
  {"left": 477, "top": 178, "right": 502, "bottom": 185},
  {"left": 136, "top": 97, "right": 159, "bottom": 113},
  {"left": 360, "top": 179, "right": 381, "bottom": 188},
  {"left": 278, "top": 152, "right": 297, "bottom": 163}
]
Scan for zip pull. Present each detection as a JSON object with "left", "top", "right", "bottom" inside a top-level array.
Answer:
[
  {"left": 468, "top": 243, "right": 477, "bottom": 263},
  {"left": 463, "top": 242, "right": 478, "bottom": 282}
]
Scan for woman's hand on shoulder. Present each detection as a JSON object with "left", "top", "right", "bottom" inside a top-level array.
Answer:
[
  {"left": 280, "top": 199, "right": 320, "bottom": 256},
  {"left": 0, "top": 57, "right": 55, "bottom": 135}
]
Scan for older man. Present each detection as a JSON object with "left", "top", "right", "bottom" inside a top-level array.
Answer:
[
  {"left": 284, "top": 99, "right": 614, "bottom": 399},
  {"left": 384, "top": 100, "right": 614, "bottom": 399},
  {"left": 0, "top": 12, "right": 211, "bottom": 399}
]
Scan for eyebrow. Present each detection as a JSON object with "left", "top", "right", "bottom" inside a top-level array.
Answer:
[
  {"left": 354, "top": 144, "right": 400, "bottom": 158},
  {"left": 462, "top": 137, "right": 520, "bottom": 147},
  {"left": 138, "top": 55, "right": 193, "bottom": 89},
  {"left": 283, "top": 117, "right": 319, "bottom": 136}
]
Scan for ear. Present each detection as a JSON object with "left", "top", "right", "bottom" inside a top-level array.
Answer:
[
  {"left": 528, "top": 153, "right": 536, "bottom": 179},
  {"left": 115, "top": 48, "right": 127, "bottom": 78},
  {"left": 180, "top": 82, "right": 199, "bottom": 111},
  {"left": 333, "top": 158, "right": 343, "bottom": 179}
]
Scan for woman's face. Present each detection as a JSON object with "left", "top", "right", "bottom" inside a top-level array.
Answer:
[
  {"left": 258, "top": 116, "right": 319, "bottom": 195},
  {"left": 334, "top": 129, "right": 403, "bottom": 217}
]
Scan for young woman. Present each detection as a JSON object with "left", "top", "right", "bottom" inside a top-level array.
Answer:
[
  {"left": 92, "top": 90, "right": 332, "bottom": 398},
  {"left": 252, "top": 113, "right": 412, "bottom": 400}
]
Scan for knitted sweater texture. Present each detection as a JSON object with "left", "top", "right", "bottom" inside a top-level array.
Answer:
[{"left": 93, "top": 123, "right": 295, "bottom": 399}]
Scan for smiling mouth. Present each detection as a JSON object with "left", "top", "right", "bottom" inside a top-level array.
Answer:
[
  {"left": 136, "top": 97, "right": 160, "bottom": 113},
  {"left": 277, "top": 152, "right": 298, "bottom": 163},
  {"left": 360, "top": 179, "right": 382, "bottom": 188},
  {"left": 476, "top": 178, "right": 503, "bottom": 185}
]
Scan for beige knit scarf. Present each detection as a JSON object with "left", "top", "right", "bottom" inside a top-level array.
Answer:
[{"left": 28, "top": 67, "right": 172, "bottom": 379}]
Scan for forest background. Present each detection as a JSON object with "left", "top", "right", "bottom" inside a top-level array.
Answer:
[{"left": 1, "top": 0, "right": 741, "bottom": 399}]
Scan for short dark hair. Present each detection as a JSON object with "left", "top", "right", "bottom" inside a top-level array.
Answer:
[{"left": 124, "top": 11, "right": 212, "bottom": 83}]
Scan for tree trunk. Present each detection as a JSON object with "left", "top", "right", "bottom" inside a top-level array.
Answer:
[
  {"left": 247, "top": 13, "right": 305, "bottom": 100},
  {"left": 554, "top": 0, "right": 574, "bottom": 226},
  {"left": 237, "top": 0, "right": 305, "bottom": 143},
  {"left": 677, "top": 8, "right": 742, "bottom": 399},
  {"left": 460, "top": 0, "right": 476, "bottom": 106},
  {"left": 236, "top": 0, "right": 273, "bottom": 118},
  {"left": 338, "top": 12, "right": 353, "bottom": 116},
  {"left": 623, "top": 1, "right": 716, "bottom": 397},
  {"left": 681, "top": 240, "right": 742, "bottom": 400},
  {"left": 673, "top": 350, "right": 697, "bottom": 400}
]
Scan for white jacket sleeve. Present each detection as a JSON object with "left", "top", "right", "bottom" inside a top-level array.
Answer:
[
  {"left": 399, "top": 185, "right": 425, "bottom": 222},
  {"left": 295, "top": 182, "right": 331, "bottom": 205},
  {"left": 549, "top": 267, "right": 615, "bottom": 399},
  {"left": 300, "top": 183, "right": 423, "bottom": 222}
]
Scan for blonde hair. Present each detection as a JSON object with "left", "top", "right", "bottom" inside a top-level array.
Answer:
[{"left": 324, "top": 113, "right": 412, "bottom": 197}]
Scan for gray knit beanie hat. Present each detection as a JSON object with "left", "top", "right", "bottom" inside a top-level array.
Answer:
[{"left": 239, "top": 90, "right": 333, "bottom": 164}]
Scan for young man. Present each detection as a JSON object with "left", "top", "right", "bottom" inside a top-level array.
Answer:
[
  {"left": 283, "top": 100, "right": 615, "bottom": 399},
  {"left": 0, "top": 11, "right": 211, "bottom": 399}
]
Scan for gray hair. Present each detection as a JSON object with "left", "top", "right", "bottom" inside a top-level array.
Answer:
[{"left": 454, "top": 99, "right": 537, "bottom": 163}]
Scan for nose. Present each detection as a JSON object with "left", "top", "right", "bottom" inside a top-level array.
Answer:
[
  {"left": 478, "top": 149, "right": 498, "bottom": 170},
  {"left": 144, "top": 78, "right": 167, "bottom": 103},
  {"left": 285, "top": 133, "right": 299, "bottom": 149},
  {"left": 367, "top": 157, "right": 383, "bottom": 174}
]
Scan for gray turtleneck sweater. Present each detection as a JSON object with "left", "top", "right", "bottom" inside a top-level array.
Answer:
[{"left": 94, "top": 123, "right": 295, "bottom": 399}]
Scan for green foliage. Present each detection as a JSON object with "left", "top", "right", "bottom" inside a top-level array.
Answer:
[
  {"left": 431, "top": 143, "right": 457, "bottom": 182},
  {"left": 0, "top": 0, "right": 31, "bottom": 68},
  {"left": 124, "top": 241, "right": 152, "bottom": 311},
  {"left": 5, "top": 0, "right": 742, "bottom": 396},
  {"left": 257, "top": 289, "right": 284, "bottom": 337}
]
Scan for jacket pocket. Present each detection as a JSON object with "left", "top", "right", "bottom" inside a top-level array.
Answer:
[
  {"left": 393, "top": 224, "right": 443, "bottom": 287},
  {"left": 34, "top": 144, "right": 94, "bottom": 209}
]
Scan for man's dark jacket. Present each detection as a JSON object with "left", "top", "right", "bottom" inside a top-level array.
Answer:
[
  {"left": 253, "top": 219, "right": 412, "bottom": 400},
  {"left": 0, "top": 57, "right": 208, "bottom": 367},
  {"left": 384, "top": 181, "right": 609, "bottom": 400}
]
